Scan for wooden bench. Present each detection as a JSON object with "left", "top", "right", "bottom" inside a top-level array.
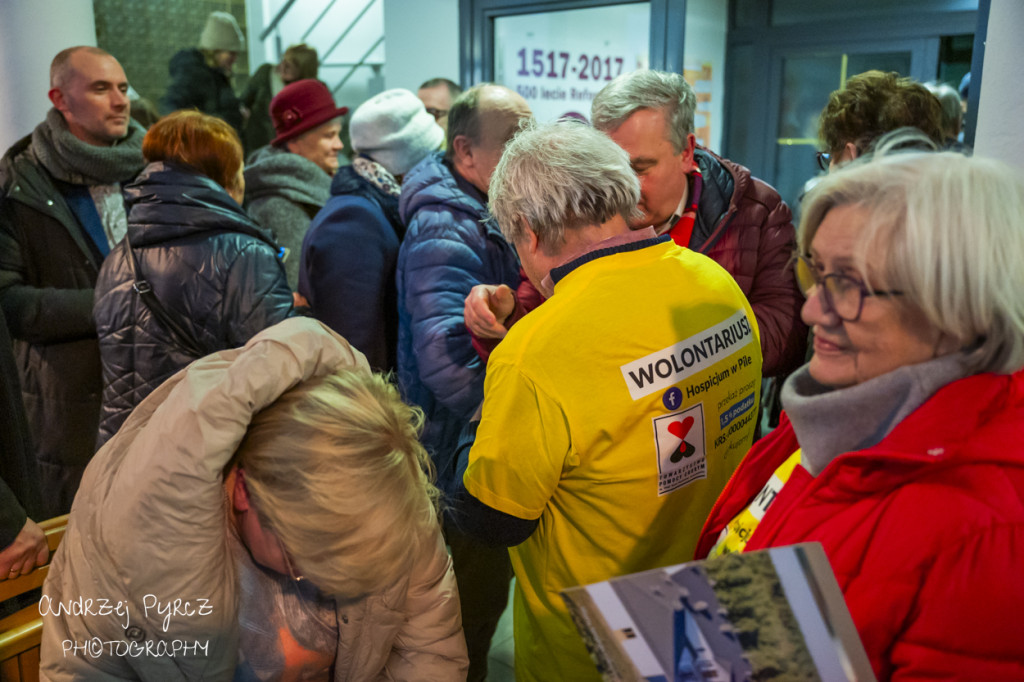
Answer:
[{"left": 0, "top": 515, "right": 69, "bottom": 682}]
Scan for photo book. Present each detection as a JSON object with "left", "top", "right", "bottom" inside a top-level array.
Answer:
[{"left": 561, "top": 543, "right": 875, "bottom": 682}]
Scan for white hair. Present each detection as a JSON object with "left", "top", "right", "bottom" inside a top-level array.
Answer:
[
  {"left": 488, "top": 120, "right": 641, "bottom": 250},
  {"left": 924, "top": 81, "right": 964, "bottom": 138},
  {"left": 591, "top": 69, "right": 696, "bottom": 153},
  {"left": 799, "top": 150, "right": 1024, "bottom": 374}
]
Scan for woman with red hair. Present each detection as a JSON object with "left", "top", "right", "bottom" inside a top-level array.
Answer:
[{"left": 93, "top": 110, "right": 293, "bottom": 447}]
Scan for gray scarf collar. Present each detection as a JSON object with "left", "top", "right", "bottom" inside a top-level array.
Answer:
[
  {"left": 31, "top": 108, "right": 145, "bottom": 185},
  {"left": 781, "top": 352, "right": 973, "bottom": 475}
]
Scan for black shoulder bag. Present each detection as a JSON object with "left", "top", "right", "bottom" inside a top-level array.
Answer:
[{"left": 122, "top": 231, "right": 206, "bottom": 358}]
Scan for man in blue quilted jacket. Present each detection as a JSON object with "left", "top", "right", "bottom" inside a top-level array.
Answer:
[{"left": 396, "top": 83, "right": 530, "bottom": 682}]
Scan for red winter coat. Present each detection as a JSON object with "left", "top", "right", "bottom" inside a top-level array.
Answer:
[{"left": 695, "top": 370, "right": 1024, "bottom": 680}]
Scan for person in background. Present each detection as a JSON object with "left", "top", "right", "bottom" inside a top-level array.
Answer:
[
  {"left": 160, "top": 11, "right": 245, "bottom": 133},
  {"left": 958, "top": 72, "right": 970, "bottom": 114},
  {"left": 924, "top": 81, "right": 966, "bottom": 148},
  {"left": 418, "top": 77, "right": 462, "bottom": 136},
  {"left": 127, "top": 85, "right": 160, "bottom": 129},
  {"left": 695, "top": 146, "right": 1024, "bottom": 680},
  {"left": 299, "top": 89, "right": 443, "bottom": 372},
  {"left": 92, "top": 110, "right": 293, "bottom": 448},
  {"left": 817, "top": 70, "right": 943, "bottom": 170},
  {"left": 41, "top": 318, "right": 468, "bottom": 680},
  {"left": 241, "top": 43, "right": 319, "bottom": 155},
  {"left": 449, "top": 120, "right": 762, "bottom": 682},
  {"left": 244, "top": 79, "right": 348, "bottom": 290},
  {"left": 397, "top": 83, "right": 530, "bottom": 682},
  {"left": 0, "top": 46, "right": 145, "bottom": 515}
]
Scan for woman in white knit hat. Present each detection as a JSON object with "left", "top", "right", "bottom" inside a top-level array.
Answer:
[
  {"left": 159, "top": 11, "right": 246, "bottom": 132},
  {"left": 298, "top": 89, "right": 444, "bottom": 372}
]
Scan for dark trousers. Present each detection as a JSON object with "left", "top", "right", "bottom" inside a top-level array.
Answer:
[{"left": 446, "top": 521, "right": 514, "bottom": 682}]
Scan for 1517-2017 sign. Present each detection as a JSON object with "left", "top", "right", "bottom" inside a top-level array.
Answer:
[
  {"left": 514, "top": 49, "right": 626, "bottom": 82},
  {"left": 493, "top": 4, "right": 650, "bottom": 122}
]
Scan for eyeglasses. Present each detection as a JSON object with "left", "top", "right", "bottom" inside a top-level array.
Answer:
[
  {"left": 815, "top": 151, "right": 832, "bottom": 172},
  {"left": 425, "top": 107, "right": 448, "bottom": 121},
  {"left": 795, "top": 255, "right": 903, "bottom": 322}
]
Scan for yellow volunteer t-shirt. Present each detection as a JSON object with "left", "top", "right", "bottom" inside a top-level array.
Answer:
[
  {"left": 464, "top": 239, "right": 763, "bottom": 682},
  {"left": 708, "top": 449, "right": 803, "bottom": 558}
]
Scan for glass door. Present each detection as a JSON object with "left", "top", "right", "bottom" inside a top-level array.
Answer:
[{"left": 772, "top": 48, "right": 912, "bottom": 216}]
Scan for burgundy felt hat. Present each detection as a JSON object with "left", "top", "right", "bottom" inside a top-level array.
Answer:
[{"left": 270, "top": 79, "right": 349, "bottom": 147}]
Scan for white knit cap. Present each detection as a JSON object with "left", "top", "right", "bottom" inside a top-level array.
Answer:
[
  {"left": 199, "top": 11, "right": 244, "bottom": 52},
  {"left": 349, "top": 89, "right": 445, "bottom": 176}
]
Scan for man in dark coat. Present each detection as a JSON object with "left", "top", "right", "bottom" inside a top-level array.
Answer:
[
  {"left": 159, "top": 11, "right": 245, "bottom": 132},
  {"left": 0, "top": 46, "right": 145, "bottom": 516}
]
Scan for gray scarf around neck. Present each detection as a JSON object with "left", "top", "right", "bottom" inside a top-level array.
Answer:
[
  {"left": 781, "top": 352, "right": 973, "bottom": 475},
  {"left": 31, "top": 108, "right": 145, "bottom": 185}
]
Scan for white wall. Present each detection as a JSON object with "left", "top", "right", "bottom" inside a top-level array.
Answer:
[
  {"left": 382, "top": 0, "right": 460, "bottom": 92},
  {"left": 973, "top": 0, "right": 1024, "bottom": 171},
  {"left": 0, "top": 0, "right": 98, "bottom": 152}
]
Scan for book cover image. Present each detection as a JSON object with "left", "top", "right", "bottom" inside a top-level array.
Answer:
[{"left": 561, "top": 543, "right": 875, "bottom": 682}]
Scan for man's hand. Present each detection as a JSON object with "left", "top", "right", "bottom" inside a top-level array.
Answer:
[
  {"left": 0, "top": 518, "right": 49, "bottom": 580},
  {"left": 464, "top": 284, "right": 516, "bottom": 339}
]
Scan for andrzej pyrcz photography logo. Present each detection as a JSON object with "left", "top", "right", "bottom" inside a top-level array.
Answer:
[{"left": 38, "top": 594, "right": 214, "bottom": 658}]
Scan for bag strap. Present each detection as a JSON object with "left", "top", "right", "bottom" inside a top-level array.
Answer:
[{"left": 122, "top": 231, "right": 206, "bottom": 358}]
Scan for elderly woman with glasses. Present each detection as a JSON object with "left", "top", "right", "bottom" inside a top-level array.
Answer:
[
  {"left": 694, "top": 149, "right": 1024, "bottom": 680},
  {"left": 40, "top": 318, "right": 468, "bottom": 680}
]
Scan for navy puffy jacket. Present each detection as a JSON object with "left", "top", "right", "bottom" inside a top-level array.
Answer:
[
  {"left": 396, "top": 153, "right": 520, "bottom": 487},
  {"left": 93, "top": 162, "right": 293, "bottom": 447}
]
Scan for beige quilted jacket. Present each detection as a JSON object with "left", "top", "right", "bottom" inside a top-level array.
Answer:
[{"left": 39, "top": 317, "right": 468, "bottom": 681}]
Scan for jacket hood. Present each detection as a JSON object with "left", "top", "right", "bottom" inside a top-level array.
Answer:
[
  {"left": 243, "top": 145, "right": 331, "bottom": 207},
  {"left": 125, "top": 160, "right": 276, "bottom": 247},
  {"left": 1, "top": 135, "right": 51, "bottom": 208},
  {"left": 0, "top": 134, "right": 32, "bottom": 191},
  {"left": 398, "top": 151, "right": 488, "bottom": 226}
]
